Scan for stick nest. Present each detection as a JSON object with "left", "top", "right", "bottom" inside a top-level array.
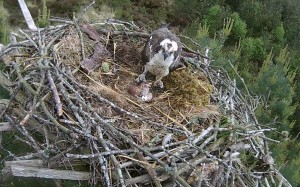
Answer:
[{"left": 0, "top": 19, "right": 289, "bottom": 186}]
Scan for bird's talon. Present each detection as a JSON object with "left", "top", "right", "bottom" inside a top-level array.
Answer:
[
  {"left": 154, "top": 80, "right": 164, "bottom": 89},
  {"left": 136, "top": 74, "right": 146, "bottom": 83}
]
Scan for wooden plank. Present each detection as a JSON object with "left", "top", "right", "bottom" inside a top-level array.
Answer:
[
  {"left": 5, "top": 160, "right": 43, "bottom": 167},
  {"left": 17, "top": 0, "right": 38, "bottom": 31},
  {"left": 0, "top": 122, "right": 13, "bottom": 132},
  {"left": 10, "top": 165, "right": 92, "bottom": 180}
]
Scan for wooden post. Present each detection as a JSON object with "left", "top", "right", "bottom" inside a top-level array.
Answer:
[{"left": 18, "top": 0, "right": 38, "bottom": 31}]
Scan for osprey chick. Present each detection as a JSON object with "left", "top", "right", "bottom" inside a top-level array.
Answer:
[{"left": 136, "top": 27, "right": 182, "bottom": 88}]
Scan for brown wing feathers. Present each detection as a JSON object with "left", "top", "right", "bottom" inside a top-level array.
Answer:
[{"left": 143, "top": 27, "right": 182, "bottom": 68}]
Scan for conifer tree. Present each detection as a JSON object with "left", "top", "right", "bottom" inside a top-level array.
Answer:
[
  {"left": 248, "top": 47, "right": 298, "bottom": 184},
  {"left": 0, "top": 0, "right": 9, "bottom": 44}
]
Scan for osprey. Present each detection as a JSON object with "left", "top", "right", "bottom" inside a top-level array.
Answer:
[{"left": 136, "top": 27, "right": 182, "bottom": 88}]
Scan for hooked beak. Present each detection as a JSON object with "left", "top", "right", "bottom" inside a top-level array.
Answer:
[{"left": 163, "top": 52, "right": 170, "bottom": 60}]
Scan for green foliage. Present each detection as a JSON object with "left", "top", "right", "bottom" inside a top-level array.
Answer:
[
  {"left": 251, "top": 49, "right": 296, "bottom": 130},
  {"left": 237, "top": 0, "right": 282, "bottom": 35},
  {"left": 172, "top": 0, "right": 221, "bottom": 25},
  {"left": 247, "top": 47, "right": 298, "bottom": 184},
  {"left": 203, "top": 5, "right": 231, "bottom": 34},
  {"left": 105, "top": 0, "right": 131, "bottom": 8},
  {"left": 37, "top": 0, "right": 50, "bottom": 27},
  {"left": 273, "top": 23, "right": 285, "bottom": 45},
  {"left": 230, "top": 12, "right": 247, "bottom": 40},
  {"left": 282, "top": 0, "right": 300, "bottom": 49},
  {"left": 107, "top": 0, "right": 132, "bottom": 20},
  {"left": 152, "top": 7, "right": 168, "bottom": 23},
  {"left": 271, "top": 140, "right": 300, "bottom": 186},
  {"left": 46, "top": 0, "right": 82, "bottom": 17},
  {"left": 241, "top": 37, "right": 266, "bottom": 64},
  {"left": 0, "top": 0, "right": 9, "bottom": 44}
]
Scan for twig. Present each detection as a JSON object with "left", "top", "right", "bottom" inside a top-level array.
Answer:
[
  {"left": 66, "top": 149, "right": 136, "bottom": 159},
  {"left": 46, "top": 70, "right": 63, "bottom": 116},
  {"left": 136, "top": 152, "right": 162, "bottom": 187},
  {"left": 97, "top": 28, "right": 149, "bottom": 38},
  {"left": 96, "top": 126, "right": 126, "bottom": 187},
  {"left": 39, "top": 99, "right": 70, "bottom": 133},
  {"left": 14, "top": 63, "right": 38, "bottom": 95}
]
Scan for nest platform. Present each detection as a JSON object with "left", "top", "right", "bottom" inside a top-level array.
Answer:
[{"left": 0, "top": 18, "right": 291, "bottom": 187}]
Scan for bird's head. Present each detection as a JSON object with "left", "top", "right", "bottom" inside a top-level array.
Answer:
[{"left": 160, "top": 39, "right": 178, "bottom": 60}]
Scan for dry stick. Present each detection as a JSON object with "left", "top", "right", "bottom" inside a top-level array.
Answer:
[
  {"left": 46, "top": 70, "right": 63, "bottom": 116},
  {"left": 106, "top": 19, "right": 140, "bottom": 30},
  {"left": 120, "top": 151, "right": 170, "bottom": 169},
  {"left": 68, "top": 125, "right": 125, "bottom": 158},
  {"left": 0, "top": 85, "right": 21, "bottom": 119},
  {"left": 91, "top": 140, "right": 111, "bottom": 187},
  {"left": 163, "top": 146, "right": 195, "bottom": 172},
  {"left": 20, "top": 62, "right": 46, "bottom": 126},
  {"left": 18, "top": 29, "right": 39, "bottom": 51},
  {"left": 236, "top": 175, "right": 247, "bottom": 187},
  {"left": 59, "top": 76, "right": 120, "bottom": 125},
  {"left": 58, "top": 82, "right": 94, "bottom": 134},
  {"left": 0, "top": 42, "right": 34, "bottom": 58},
  {"left": 193, "top": 126, "right": 214, "bottom": 145},
  {"left": 14, "top": 135, "right": 40, "bottom": 151},
  {"left": 181, "top": 43, "right": 209, "bottom": 60},
  {"left": 192, "top": 131, "right": 218, "bottom": 157},
  {"left": 14, "top": 63, "right": 38, "bottom": 95},
  {"left": 92, "top": 93, "right": 186, "bottom": 133},
  {"left": 125, "top": 155, "right": 208, "bottom": 186},
  {"left": 77, "top": 0, "right": 95, "bottom": 20},
  {"left": 202, "top": 62, "right": 271, "bottom": 161},
  {"left": 225, "top": 160, "right": 233, "bottom": 187},
  {"left": 96, "top": 126, "right": 126, "bottom": 187},
  {"left": 39, "top": 99, "right": 70, "bottom": 134},
  {"left": 97, "top": 28, "right": 150, "bottom": 38},
  {"left": 66, "top": 149, "right": 136, "bottom": 159},
  {"left": 44, "top": 31, "right": 66, "bottom": 53},
  {"left": 42, "top": 124, "right": 49, "bottom": 148},
  {"left": 47, "top": 143, "right": 83, "bottom": 167},
  {"left": 16, "top": 149, "right": 53, "bottom": 160},
  {"left": 56, "top": 80, "right": 191, "bottom": 186},
  {"left": 0, "top": 146, "right": 18, "bottom": 160},
  {"left": 37, "top": 27, "right": 43, "bottom": 50},
  {"left": 136, "top": 152, "right": 162, "bottom": 187},
  {"left": 60, "top": 69, "right": 186, "bottom": 133},
  {"left": 93, "top": 117, "right": 191, "bottom": 187},
  {"left": 4, "top": 115, "right": 41, "bottom": 152},
  {"left": 73, "top": 17, "right": 85, "bottom": 61},
  {"left": 61, "top": 60, "right": 211, "bottom": 184},
  {"left": 226, "top": 60, "right": 270, "bottom": 154},
  {"left": 118, "top": 127, "right": 224, "bottom": 169}
]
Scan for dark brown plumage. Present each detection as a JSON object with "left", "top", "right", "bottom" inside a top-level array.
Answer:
[{"left": 136, "top": 27, "right": 182, "bottom": 88}]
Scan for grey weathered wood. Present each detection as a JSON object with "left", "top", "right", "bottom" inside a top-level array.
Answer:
[
  {"left": 17, "top": 0, "right": 38, "bottom": 31},
  {"left": 5, "top": 160, "right": 44, "bottom": 167},
  {"left": 9, "top": 165, "right": 92, "bottom": 180},
  {"left": 0, "top": 122, "right": 12, "bottom": 131}
]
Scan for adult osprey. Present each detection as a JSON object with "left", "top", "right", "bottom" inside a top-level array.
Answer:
[{"left": 136, "top": 26, "right": 182, "bottom": 88}]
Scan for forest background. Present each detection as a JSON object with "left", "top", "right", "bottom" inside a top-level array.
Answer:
[{"left": 0, "top": 0, "right": 300, "bottom": 186}]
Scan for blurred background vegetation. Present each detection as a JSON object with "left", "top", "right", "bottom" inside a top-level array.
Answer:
[{"left": 1, "top": 0, "right": 300, "bottom": 185}]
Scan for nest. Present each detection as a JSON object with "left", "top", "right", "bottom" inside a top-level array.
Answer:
[{"left": 0, "top": 18, "right": 291, "bottom": 186}]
